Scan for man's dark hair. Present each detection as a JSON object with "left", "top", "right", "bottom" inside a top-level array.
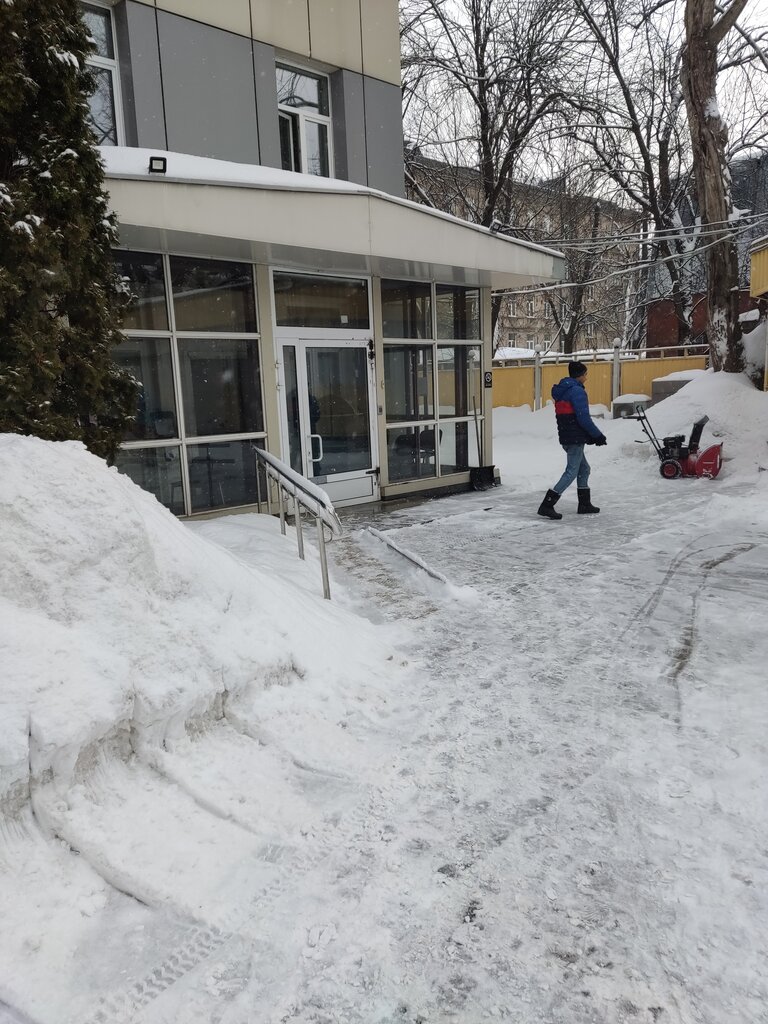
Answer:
[{"left": 568, "top": 360, "right": 588, "bottom": 378}]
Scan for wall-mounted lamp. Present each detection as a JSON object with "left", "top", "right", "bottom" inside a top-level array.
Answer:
[
  {"left": 489, "top": 219, "right": 503, "bottom": 233},
  {"left": 148, "top": 156, "right": 167, "bottom": 174}
]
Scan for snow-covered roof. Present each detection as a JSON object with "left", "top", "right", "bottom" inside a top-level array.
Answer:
[{"left": 100, "top": 148, "right": 565, "bottom": 290}]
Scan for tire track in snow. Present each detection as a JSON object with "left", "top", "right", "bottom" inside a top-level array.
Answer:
[{"left": 76, "top": 719, "right": 399, "bottom": 1023}]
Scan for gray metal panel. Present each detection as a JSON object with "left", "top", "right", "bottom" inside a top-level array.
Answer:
[
  {"left": 330, "top": 69, "right": 367, "bottom": 186},
  {"left": 114, "top": 1, "right": 167, "bottom": 149},
  {"left": 363, "top": 76, "right": 404, "bottom": 196},
  {"left": 252, "top": 40, "right": 280, "bottom": 169},
  {"left": 157, "top": 11, "right": 259, "bottom": 163}
]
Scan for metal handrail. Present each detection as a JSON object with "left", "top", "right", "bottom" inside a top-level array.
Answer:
[{"left": 252, "top": 446, "right": 342, "bottom": 600}]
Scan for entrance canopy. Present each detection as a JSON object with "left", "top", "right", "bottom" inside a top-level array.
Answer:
[{"left": 101, "top": 148, "right": 565, "bottom": 290}]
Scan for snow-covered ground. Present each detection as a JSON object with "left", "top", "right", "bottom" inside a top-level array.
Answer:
[{"left": 1, "top": 372, "right": 767, "bottom": 1024}]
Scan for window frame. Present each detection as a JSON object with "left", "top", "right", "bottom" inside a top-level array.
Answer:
[
  {"left": 276, "top": 61, "right": 334, "bottom": 178},
  {"left": 81, "top": 0, "right": 125, "bottom": 146},
  {"left": 114, "top": 250, "right": 267, "bottom": 517},
  {"left": 381, "top": 278, "right": 484, "bottom": 482}
]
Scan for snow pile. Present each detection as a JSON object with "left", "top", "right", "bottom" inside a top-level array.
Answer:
[
  {"left": 0, "top": 435, "right": 397, "bottom": 808},
  {"left": 744, "top": 318, "right": 767, "bottom": 382}
]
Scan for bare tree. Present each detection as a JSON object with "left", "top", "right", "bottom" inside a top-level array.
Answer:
[
  {"left": 571, "top": 0, "right": 701, "bottom": 345},
  {"left": 681, "top": 0, "right": 748, "bottom": 372},
  {"left": 401, "top": 0, "right": 582, "bottom": 329}
]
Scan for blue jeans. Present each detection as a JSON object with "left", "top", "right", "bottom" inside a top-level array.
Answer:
[{"left": 553, "top": 444, "right": 590, "bottom": 494}]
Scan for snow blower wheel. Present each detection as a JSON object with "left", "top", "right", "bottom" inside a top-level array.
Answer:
[{"left": 660, "top": 458, "right": 682, "bottom": 479}]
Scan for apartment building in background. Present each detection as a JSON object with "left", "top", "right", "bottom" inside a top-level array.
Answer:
[
  {"left": 405, "top": 151, "right": 640, "bottom": 356},
  {"left": 83, "top": 0, "right": 563, "bottom": 514}
]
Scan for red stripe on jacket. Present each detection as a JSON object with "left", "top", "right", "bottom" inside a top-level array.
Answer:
[{"left": 554, "top": 400, "right": 574, "bottom": 415}]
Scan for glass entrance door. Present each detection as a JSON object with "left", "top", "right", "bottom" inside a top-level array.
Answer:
[{"left": 280, "top": 340, "right": 379, "bottom": 505}]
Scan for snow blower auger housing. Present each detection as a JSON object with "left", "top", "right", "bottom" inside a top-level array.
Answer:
[{"left": 628, "top": 408, "right": 723, "bottom": 479}]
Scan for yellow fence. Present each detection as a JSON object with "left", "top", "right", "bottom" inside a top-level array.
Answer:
[{"left": 492, "top": 355, "right": 708, "bottom": 409}]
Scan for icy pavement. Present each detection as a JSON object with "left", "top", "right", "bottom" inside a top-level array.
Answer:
[{"left": 321, "top": 471, "right": 768, "bottom": 1024}]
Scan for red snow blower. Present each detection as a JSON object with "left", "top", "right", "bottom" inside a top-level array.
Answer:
[{"left": 628, "top": 408, "right": 723, "bottom": 479}]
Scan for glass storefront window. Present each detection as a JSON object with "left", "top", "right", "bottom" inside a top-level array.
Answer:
[
  {"left": 113, "top": 336, "right": 177, "bottom": 441},
  {"left": 384, "top": 346, "right": 434, "bottom": 422},
  {"left": 114, "top": 251, "right": 168, "bottom": 331},
  {"left": 114, "top": 446, "right": 184, "bottom": 515},
  {"left": 187, "top": 441, "right": 261, "bottom": 513},
  {"left": 170, "top": 257, "right": 257, "bottom": 333},
  {"left": 437, "top": 345, "right": 482, "bottom": 417},
  {"left": 436, "top": 285, "right": 480, "bottom": 340},
  {"left": 382, "top": 280, "right": 432, "bottom": 339},
  {"left": 177, "top": 338, "right": 263, "bottom": 438},
  {"left": 438, "top": 421, "right": 478, "bottom": 475},
  {"left": 387, "top": 425, "right": 438, "bottom": 482},
  {"left": 273, "top": 273, "right": 369, "bottom": 329}
]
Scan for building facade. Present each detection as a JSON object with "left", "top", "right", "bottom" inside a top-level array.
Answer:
[{"left": 86, "top": 0, "right": 563, "bottom": 514}]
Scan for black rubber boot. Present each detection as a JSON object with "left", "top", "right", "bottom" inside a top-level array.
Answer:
[
  {"left": 537, "top": 489, "right": 563, "bottom": 520},
  {"left": 577, "top": 487, "right": 600, "bottom": 514}
]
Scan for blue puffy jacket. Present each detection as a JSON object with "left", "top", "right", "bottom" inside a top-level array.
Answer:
[{"left": 552, "top": 376, "right": 606, "bottom": 446}]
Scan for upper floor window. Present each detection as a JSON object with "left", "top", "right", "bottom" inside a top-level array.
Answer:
[
  {"left": 276, "top": 64, "right": 332, "bottom": 177},
  {"left": 81, "top": 2, "right": 123, "bottom": 145},
  {"left": 525, "top": 296, "right": 535, "bottom": 317}
]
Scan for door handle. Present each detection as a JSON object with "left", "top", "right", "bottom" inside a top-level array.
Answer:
[{"left": 309, "top": 433, "right": 324, "bottom": 462}]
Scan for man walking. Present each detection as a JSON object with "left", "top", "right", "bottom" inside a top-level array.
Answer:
[{"left": 537, "top": 360, "right": 607, "bottom": 520}]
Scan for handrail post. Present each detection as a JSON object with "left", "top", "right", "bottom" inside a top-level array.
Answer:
[
  {"left": 317, "top": 519, "right": 331, "bottom": 600},
  {"left": 278, "top": 482, "right": 286, "bottom": 535},
  {"left": 266, "top": 469, "right": 273, "bottom": 516},
  {"left": 295, "top": 494, "right": 305, "bottom": 560}
]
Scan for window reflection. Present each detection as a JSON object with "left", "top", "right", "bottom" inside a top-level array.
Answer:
[
  {"left": 187, "top": 441, "right": 261, "bottom": 513},
  {"left": 387, "top": 426, "right": 439, "bottom": 481},
  {"left": 436, "top": 285, "right": 480, "bottom": 339},
  {"left": 82, "top": 4, "right": 114, "bottom": 58},
  {"left": 438, "top": 421, "right": 478, "bottom": 474},
  {"left": 170, "top": 257, "right": 257, "bottom": 333},
  {"left": 437, "top": 345, "right": 481, "bottom": 416},
  {"left": 114, "top": 250, "right": 168, "bottom": 331},
  {"left": 177, "top": 337, "right": 263, "bottom": 437},
  {"left": 273, "top": 273, "right": 369, "bottom": 329},
  {"left": 305, "top": 121, "right": 329, "bottom": 177},
  {"left": 384, "top": 346, "right": 434, "bottom": 422},
  {"left": 382, "top": 280, "right": 432, "bottom": 339},
  {"left": 114, "top": 446, "right": 184, "bottom": 514},
  {"left": 87, "top": 66, "right": 118, "bottom": 145},
  {"left": 113, "top": 336, "right": 177, "bottom": 441},
  {"left": 276, "top": 66, "right": 329, "bottom": 114}
]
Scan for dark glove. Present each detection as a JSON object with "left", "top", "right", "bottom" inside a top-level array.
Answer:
[{"left": 595, "top": 435, "right": 607, "bottom": 446}]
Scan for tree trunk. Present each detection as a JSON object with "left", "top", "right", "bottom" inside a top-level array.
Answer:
[{"left": 681, "top": 0, "right": 746, "bottom": 372}]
